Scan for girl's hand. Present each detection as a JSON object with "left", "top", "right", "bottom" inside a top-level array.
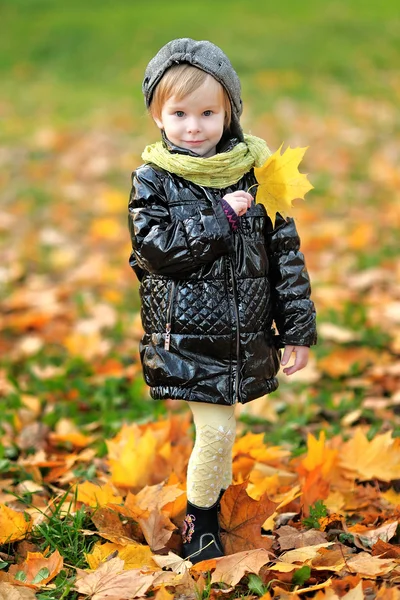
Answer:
[
  {"left": 223, "top": 191, "right": 253, "bottom": 216},
  {"left": 281, "top": 345, "right": 309, "bottom": 376}
]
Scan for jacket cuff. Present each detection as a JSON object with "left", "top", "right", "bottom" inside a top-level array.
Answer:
[{"left": 220, "top": 199, "right": 240, "bottom": 231}]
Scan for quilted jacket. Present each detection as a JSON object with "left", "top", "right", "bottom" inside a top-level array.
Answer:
[{"left": 128, "top": 139, "right": 317, "bottom": 406}]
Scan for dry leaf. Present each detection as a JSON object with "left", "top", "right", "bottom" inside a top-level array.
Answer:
[
  {"left": 152, "top": 551, "right": 192, "bottom": 574},
  {"left": 202, "top": 548, "right": 271, "bottom": 586},
  {"left": 107, "top": 424, "right": 158, "bottom": 488},
  {"left": 75, "top": 481, "right": 123, "bottom": 508},
  {"left": 277, "top": 525, "right": 327, "bottom": 550},
  {"left": 346, "top": 552, "right": 397, "bottom": 577},
  {"left": 138, "top": 509, "right": 176, "bottom": 551},
  {"left": 0, "top": 583, "right": 36, "bottom": 600},
  {"left": 0, "top": 505, "right": 31, "bottom": 544},
  {"left": 220, "top": 481, "right": 277, "bottom": 554},
  {"left": 8, "top": 550, "right": 63, "bottom": 588},
  {"left": 253, "top": 144, "right": 313, "bottom": 226},
  {"left": 74, "top": 556, "right": 156, "bottom": 599},
  {"left": 85, "top": 541, "right": 159, "bottom": 571},
  {"left": 339, "top": 428, "right": 400, "bottom": 481}
]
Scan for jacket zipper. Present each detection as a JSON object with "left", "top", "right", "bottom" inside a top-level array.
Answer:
[
  {"left": 229, "top": 257, "right": 241, "bottom": 402},
  {"left": 164, "top": 281, "right": 177, "bottom": 351}
]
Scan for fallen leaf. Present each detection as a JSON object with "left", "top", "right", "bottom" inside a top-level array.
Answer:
[
  {"left": 0, "top": 505, "right": 31, "bottom": 544},
  {"left": 8, "top": 550, "right": 63, "bottom": 588},
  {"left": 152, "top": 551, "right": 192, "bottom": 574},
  {"left": 277, "top": 525, "right": 327, "bottom": 550},
  {"left": 220, "top": 482, "right": 277, "bottom": 554},
  {"left": 0, "top": 583, "right": 36, "bottom": 600},
  {"left": 346, "top": 552, "right": 397, "bottom": 577},
  {"left": 339, "top": 428, "right": 400, "bottom": 481},
  {"left": 135, "top": 482, "right": 184, "bottom": 513},
  {"left": 207, "top": 548, "right": 271, "bottom": 586},
  {"left": 74, "top": 556, "right": 156, "bottom": 599},
  {"left": 75, "top": 481, "right": 123, "bottom": 508},
  {"left": 138, "top": 509, "right": 176, "bottom": 551},
  {"left": 85, "top": 541, "right": 159, "bottom": 571},
  {"left": 107, "top": 424, "right": 158, "bottom": 488}
]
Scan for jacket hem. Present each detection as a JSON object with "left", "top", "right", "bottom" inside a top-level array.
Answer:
[{"left": 148, "top": 377, "right": 279, "bottom": 405}]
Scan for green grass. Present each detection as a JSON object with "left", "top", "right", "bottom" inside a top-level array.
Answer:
[{"left": 1, "top": 0, "right": 399, "bottom": 133}]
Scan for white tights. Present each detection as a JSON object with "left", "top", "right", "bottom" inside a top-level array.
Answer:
[{"left": 186, "top": 402, "right": 236, "bottom": 508}]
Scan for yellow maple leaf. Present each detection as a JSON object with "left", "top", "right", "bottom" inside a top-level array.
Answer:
[
  {"left": 107, "top": 424, "right": 158, "bottom": 488},
  {"left": 0, "top": 504, "right": 31, "bottom": 544},
  {"left": 85, "top": 540, "right": 159, "bottom": 571},
  {"left": 339, "top": 428, "right": 400, "bottom": 482},
  {"left": 74, "top": 481, "right": 123, "bottom": 508},
  {"left": 253, "top": 144, "right": 313, "bottom": 227}
]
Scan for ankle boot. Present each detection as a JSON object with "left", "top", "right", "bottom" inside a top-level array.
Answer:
[{"left": 181, "top": 499, "right": 224, "bottom": 563}]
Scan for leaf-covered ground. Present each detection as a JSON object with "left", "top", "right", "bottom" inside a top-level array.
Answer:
[{"left": 1, "top": 1, "right": 400, "bottom": 598}]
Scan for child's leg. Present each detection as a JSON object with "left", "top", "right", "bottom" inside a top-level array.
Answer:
[{"left": 186, "top": 401, "right": 236, "bottom": 508}]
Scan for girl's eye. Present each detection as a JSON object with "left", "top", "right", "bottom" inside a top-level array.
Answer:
[
  {"left": 203, "top": 110, "right": 213, "bottom": 116},
  {"left": 175, "top": 111, "right": 185, "bottom": 117}
]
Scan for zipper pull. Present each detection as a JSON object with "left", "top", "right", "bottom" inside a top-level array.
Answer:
[{"left": 164, "top": 323, "right": 171, "bottom": 351}]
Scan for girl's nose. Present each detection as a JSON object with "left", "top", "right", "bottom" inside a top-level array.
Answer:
[{"left": 186, "top": 118, "right": 200, "bottom": 133}]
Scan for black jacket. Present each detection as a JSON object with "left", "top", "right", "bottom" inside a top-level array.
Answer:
[{"left": 128, "top": 139, "right": 317, "bottom": 405}]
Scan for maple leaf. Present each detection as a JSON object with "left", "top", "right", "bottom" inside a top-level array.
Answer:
[
  {"left": 0, "top": 583, "right": 36, "bottom": 600},
  {"left": 339, "top": 428, "right": 400, "bottom": 481},
  {"left": 0, "top": 504, "right": 31, "bottom": 544},
  {"left": 208, "top": 548, "right": 271, "bottom": 586},
  {"left": 74, "top": 556, "right": 156, "bottom": 600},
  {"left": 74, "top": 481, "right": 123, "bottom": 508},
  {"left": 8, "top": 550, "right": 63, "bottom": 588},
  {"left": 152, "top": 551, "right": 192, "bottom": 574},
  {"left": 253, "top": 144, "right": 313, "bottom": 227},
  {"left": 134, "top": 482, "right": 185, "bottom": 513},
  {"left": 219, "top": 481, "right": 277, "bottom": 554},
  {"left": 138, "top": 509, "right": 176, "bottom": 551},
  {"left": 85, "top": 540, "right": 160, "bottom": 571},
  {"left": 106, "top": 424, "right": 158, "bottom": 488},
  {"left": 346, "top": 552, "right": 397, "bottom": 577}
]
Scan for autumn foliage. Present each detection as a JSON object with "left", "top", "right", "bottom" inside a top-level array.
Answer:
[{"left": 1, "top": 10, "right": 400, "bottom": 600}]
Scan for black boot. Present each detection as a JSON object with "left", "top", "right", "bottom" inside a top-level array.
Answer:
[{"left": 181, "top": 499, "right": 224, "bottom": 563}]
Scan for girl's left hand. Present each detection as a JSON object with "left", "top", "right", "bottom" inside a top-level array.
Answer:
[{"left": 281, "top": 345, "right": 309, "bottom": 375}]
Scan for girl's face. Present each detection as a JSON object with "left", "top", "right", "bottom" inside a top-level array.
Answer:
[{"left": 154, "top": 75, "right": 226, "bottom": 158}]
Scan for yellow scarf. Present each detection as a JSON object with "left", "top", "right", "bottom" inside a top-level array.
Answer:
[{"left": 141, "top": 134, "right": 272, "bottom": 188}]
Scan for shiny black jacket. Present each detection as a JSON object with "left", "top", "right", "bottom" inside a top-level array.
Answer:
[{"left": 128, "top": 140, "right": 317, "bottom": 406}]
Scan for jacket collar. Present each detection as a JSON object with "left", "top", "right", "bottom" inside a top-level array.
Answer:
[{"left": 161, "top": 130, "right": 240, "bottom": 157}]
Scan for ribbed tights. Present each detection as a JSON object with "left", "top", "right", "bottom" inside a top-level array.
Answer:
[{"left": 186, "top": 402, "right": 236, "bottom": 508}]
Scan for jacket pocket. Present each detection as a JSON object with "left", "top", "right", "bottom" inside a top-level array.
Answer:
[{"left": 164, "top": 281, "right": 178, "bottom": 351}]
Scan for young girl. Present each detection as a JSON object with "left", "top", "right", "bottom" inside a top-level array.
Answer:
[{"left": 128, "top": 38, "right": 317, "bottom": 563}]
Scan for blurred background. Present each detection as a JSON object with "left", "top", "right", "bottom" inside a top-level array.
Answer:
[{"left": 1, "top": 0, "right": 400, "bottom": 452}]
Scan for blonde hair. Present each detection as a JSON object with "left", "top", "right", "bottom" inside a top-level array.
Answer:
[{"left": 150, "top": 64, "right": 232, "bottom": 129}]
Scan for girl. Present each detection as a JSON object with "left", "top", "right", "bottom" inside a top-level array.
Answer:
[{"left": 128, "top": 38, "right": 317, "bottom": 563}]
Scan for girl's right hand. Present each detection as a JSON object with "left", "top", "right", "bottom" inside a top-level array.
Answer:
[{"left": 222, "top": 191, "right": 253, "bottom": 216}]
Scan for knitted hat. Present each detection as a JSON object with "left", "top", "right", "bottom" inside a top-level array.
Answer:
[{"left": 142, "top": 38, "right": 244, "bottom": 141}]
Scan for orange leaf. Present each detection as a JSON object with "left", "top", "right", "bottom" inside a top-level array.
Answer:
[
  {"left": 219, "top": 482, "right": 277, "bottom": 554},
  {"left": 0, "top": 505, "right": 30, "bottom": 544},
  {"left": 8, "top": 550, "right": 63, "bottom": 588}
]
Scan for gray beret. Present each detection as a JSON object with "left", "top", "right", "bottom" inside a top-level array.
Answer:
[{"left": 142, "top": 38, "right": 244, "bottom": 141}]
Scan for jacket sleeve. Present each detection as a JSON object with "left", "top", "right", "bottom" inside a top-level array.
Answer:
[
  {"left": 266, "top": 215, "right": 317, "bottom": 346},
  {"left": 128, "top": 165, "right": 234, "bottom": 277}
]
